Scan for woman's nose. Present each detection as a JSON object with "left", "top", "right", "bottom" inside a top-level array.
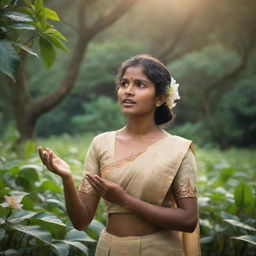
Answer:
[{"left": 125, "top": 85, "right": 135, "bottom": 95}]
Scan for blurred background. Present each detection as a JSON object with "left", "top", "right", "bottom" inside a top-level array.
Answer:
[{"left": 0, "top": 0, "right": 255, "bottom": 255}]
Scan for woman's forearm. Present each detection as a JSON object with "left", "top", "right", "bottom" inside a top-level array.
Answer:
[
  {"left": 123, "top": 194, "right": 198, "bottom": 233},
  {"left": 62, "top": 175, "right": 91, "bottom": 230}
]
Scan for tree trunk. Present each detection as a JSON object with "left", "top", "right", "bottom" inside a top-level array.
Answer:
[{"left": 9, "top": 0, "right": 140, "bottom": 143}]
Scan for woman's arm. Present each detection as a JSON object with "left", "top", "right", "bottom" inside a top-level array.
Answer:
[
  {"left": 86, "top": 174, "right": 198, "bottom": 233},
  {"left": 38, "top": 147, "right": 100, "bottom": 230}
]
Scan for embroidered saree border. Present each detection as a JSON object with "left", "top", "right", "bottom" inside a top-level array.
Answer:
[{"left": 100, "top": 151, "right": 145, "bottom": 177}]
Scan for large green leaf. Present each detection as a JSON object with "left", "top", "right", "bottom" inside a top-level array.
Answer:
[
  {"left": 0, "top": 40, "right": 19, "bottom": 81},
  {"left": 62, "top": 241, "right": 89, "bottom": 255},
  {"left": 3, "top": 11, "right": 33, "bottom": 22},
  {"left": 39, "top": 37, "right": 55, "bottom": 68},
  {"left": 14, "top": 43, "right": 39, "bottom": 58},
  {"left": 44, "top": 198, "right": 65, "bottom": 210},
  {"left": 35, "top": 0, "right": 43, "bottom": 12},
  {"left": 50, "top": 242, "right": 70, "bottom": 256},
  {"left": 40, "top": 180, "right": 62, "bottom": 193},
  {"left": 10, "top": 225, "right": 52, "bottom": 243},
  {"left": 9, "top": 209, "right": 37, "bottom": 223},
  {"left": 232, "top": 235, "right": 256, "bottom": 246},
  {"left": 44, "top": 35, "right": 69, "bottom": 51},
  {"left": 224, "top": 219, "right": 256, "bottom": 231},
  {"left": 65, "top": 229, "right": 95, "bottom": 243},
  {"left": 234, "top": 182, "right": 253, "bottom": 210},
  {"left": 9, "top": 23, "right": 35, "bottom": 30},
  {"left": 43, "top": 8, "right": 60, "bottom": 21},
  {"left": 44, "top": 28, "right": 67, "bottom": 41},
  {"left": 31, "top": 212, "right": 66, "bottom": 227}
]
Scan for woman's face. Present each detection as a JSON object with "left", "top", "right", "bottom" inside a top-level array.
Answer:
[{"left": 117, "top": 65, "right": 161, "bottom": 117}]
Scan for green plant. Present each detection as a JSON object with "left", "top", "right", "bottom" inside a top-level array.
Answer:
[
  {"left": 0, "top": 192, "right": 97, "bottom": 255},
  {"left": 0, "top": 0, "right": 68, "bottom": 81}
]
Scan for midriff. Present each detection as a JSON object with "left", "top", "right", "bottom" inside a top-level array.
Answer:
[{"left": 106, "top": 213, "right": 162, "bottom": 236}]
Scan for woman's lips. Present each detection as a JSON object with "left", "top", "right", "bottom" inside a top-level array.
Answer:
[{"left": 122, "top": 99, "right": 136, "bottom": 106}]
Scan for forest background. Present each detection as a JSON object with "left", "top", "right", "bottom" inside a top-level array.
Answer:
[{"left": 0, "top": 0, "right": 255, "bottom": 255}]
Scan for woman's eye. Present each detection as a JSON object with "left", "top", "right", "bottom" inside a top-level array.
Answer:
[
  {"left": 136, "top": 81, "right": 145, "bottom": 88},
  {"left": 120, "top": 81, "right": 128, "bottom": 87}
]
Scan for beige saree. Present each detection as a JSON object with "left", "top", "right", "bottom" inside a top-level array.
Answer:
[{"left": 79, "top": 131, "right": 200, "bottom": 256}]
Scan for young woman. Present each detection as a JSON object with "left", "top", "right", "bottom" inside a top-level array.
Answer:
[{"left": 38, "top": 55, "right": 200, "bottom": 256}]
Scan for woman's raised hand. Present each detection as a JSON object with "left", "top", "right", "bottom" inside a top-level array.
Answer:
[{"left": 38, "top": 146, "right": 72, "bottom": 179}]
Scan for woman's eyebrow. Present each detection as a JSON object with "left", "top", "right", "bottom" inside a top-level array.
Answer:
[{"left": 134, "top": 78, "right": 150, "bottom": 84}]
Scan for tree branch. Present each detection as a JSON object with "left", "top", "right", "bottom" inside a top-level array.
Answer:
[
  {"left": 87, "top": 0, "right": 140, "bottom": 38},
  {"left": 156, "top": 8, "right": 198, "bottom": 64},
  {"left": 205, "top": 24, "right": 256, "bottom": 94},
  {"left": 31, "top": 0, "right": 141, "bottom": 117}
]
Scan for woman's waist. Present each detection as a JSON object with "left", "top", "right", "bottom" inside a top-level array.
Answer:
[{"left": 106, "top": 213, "right": 162, "bottom": 237}]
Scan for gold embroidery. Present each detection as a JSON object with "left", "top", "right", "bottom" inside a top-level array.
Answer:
[
  {"left": 100, "top": 151, "right": 144, "bottom": 177},
  {"left": 175, "top": 179, "right": 197, "bottom": 199},
  {"left": 78, "top": 176, "right": 95, "bottom": 194}
]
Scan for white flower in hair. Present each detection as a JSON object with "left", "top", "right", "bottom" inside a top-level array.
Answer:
[{"left": 165, "top": 77, "right": 180, "bottom": 109}]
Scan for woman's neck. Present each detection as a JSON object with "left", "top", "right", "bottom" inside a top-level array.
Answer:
[{"left": 122, "top": 116, "right": 160, "bottom": 137}]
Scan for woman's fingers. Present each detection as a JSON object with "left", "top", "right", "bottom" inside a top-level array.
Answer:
[
  {"left": 49, "top": 152, "right": 57, "bottom": 172},
  {"left": 38, "top": 146, "right": 47, "bottom": 165},
  {"left": 86, "top": 175, "right": 105, "bottom": 194}
]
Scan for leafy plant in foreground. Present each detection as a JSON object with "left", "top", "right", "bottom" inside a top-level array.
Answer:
[{"left": 0, "top": 0, "right": 68, "bottom": 81}]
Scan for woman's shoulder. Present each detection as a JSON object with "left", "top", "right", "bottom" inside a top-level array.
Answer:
[
  {"left": 166, "top": 132, "right": 192, "bottom": 144},
  {"left": 91, "top": 130, "right": 116, "bottom": 145}
]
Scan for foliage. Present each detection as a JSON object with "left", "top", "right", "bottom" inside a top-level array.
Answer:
[
  {"left": 0, "top": 138, "right": 105, "bottom": 255},
  {"left": 0, "top": 0, "right": 68, "bottom": 81},
  {"left": 1, "top": 133, "right": 255, "bottom": 255},
  {"left": 197, "top": 148, "right": 256, "bottom": 255},
  {"left": 71, "top": 96, "right": 125, "bottom": 134}
]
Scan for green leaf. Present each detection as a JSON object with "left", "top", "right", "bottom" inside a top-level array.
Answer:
[
  {"left": 200, "top": 236, "right": 214, "bottom": 244},
  {"left": 62, "top": 241, "right": 89, "bottom": 255},
  {"left": 43, "top": 8, "right": 60, "bottom": 21},
  {"left": 1, "top": 249, "right": 19, "bottom": 256},
  {"left": 15, "top": 176, "right": 33, "bottom": 191},
  {"left": 220, "top": 211, "right": 239, "bottom": 220},
  {"left": 16, "top": 7, "right": 33, "bottom": 16},
  {"left": 32, "top": 212, "right": 66, "bottom": 227},
  {"left": 0, "top": 40, "right": 19, "bottom": 81},
  {"left": 0, "top": 227, "right": 6, "bottom": 240},
  {"left": 234, "top": 182, "right": 254, "bottom": 210},
  {"left": 19, "top": 167, "right": 40, "bottom": 182},
  {"left": 65, "top": 229, "right": 95, "bottom": 243},
  {"left": 39, "top": 37, "right": 55, "bottom": 68},
  {"left": 40, "top": 180, "right": 61, "bottom": 193},
  {"left": 44, "top": 35, "right": 69, "bottom": 51},
  {"left": 10, "top": 225, "right": 52, "bottom": 243},
  {"left": 44, "top": 28, "right": 67, "bottom": 41},
  {"left": 44, "top": 198, "right": 65, "bottom": 210},
  {"left": 23, "top": 0, "right": 32, "bottom": 6},
  {"left": 232, "top": 235, "right": 256, "bottom": 246},
  {"left": 9, "top": 209, "right": 37, "bottom": 223},
  {"left": 19, "top": 164, "right": 43, "bottom": 172},
  {"left": 87, "top": 220, "right": 105, "bottom": 238},
  {"left": 34, "top": 0, "right": 43, "bottom": 12},
  {"left": 9, "top": 23, "right": 35, "bottom": 31},
  {"left": 3, "top": 11, "right": 33, "bottom": 22},
  {"left": 224, "top": 219, "right": 256, "bottom": 231},
  {"left": 50, "top": 242, "right": 70, "bottom": 256}
]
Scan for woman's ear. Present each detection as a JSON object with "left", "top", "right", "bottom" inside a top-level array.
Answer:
[{"left": 155, "top": 95, "right": 167, "bottom": 107}]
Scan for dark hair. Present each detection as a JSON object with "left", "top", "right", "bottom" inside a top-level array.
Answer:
[{"left": 115, "top": 54, "right": 174, "bottom": 125}]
